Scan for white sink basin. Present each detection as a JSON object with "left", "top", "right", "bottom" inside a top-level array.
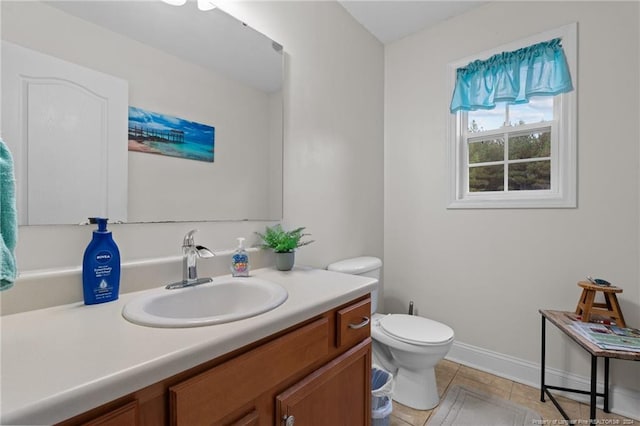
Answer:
[{"left": 122, "top": 276, "right": 288, "bottom": 328}]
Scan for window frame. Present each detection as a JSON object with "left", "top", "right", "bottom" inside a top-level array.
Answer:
[{"left": 447, "top": 23, "right": 577, "bottom": 209}]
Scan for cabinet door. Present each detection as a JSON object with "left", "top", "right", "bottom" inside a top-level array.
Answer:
[{"left": 276, "top": 339, "right": 371, "bottom": 426}]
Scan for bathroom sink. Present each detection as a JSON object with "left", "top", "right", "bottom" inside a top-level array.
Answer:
[{"left": 122, "top": 276, "right": 288, "bottom": 328}]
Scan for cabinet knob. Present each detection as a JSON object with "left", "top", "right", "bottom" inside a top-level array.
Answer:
[
  {"left": 283, "top": 415, "right": 295, "bottom": 426},
  {"left": 348, "top": 316, "right": 370, "bottom": 329}
]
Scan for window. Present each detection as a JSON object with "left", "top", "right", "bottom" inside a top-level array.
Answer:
[
  {"left": 447, "top": 24, "right": 577, "bottom": 209},
  {"left": 467, "top": 100, "right": 553, "bottom": 193}
]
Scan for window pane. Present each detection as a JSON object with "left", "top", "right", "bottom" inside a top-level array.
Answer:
[
  {"left": 469, "top": 165, "right": 504, "bottom": 192},
  {"left": 509, "top": 131, "right": 551, "bottom": 160},
  {"left": 468, "top": 98, "right": 554, "bottom": 132},
  {"left": 509, "top": 97, "right": 553, "bottom": 126},
  {"left": 469, "top": 137, "right": 504, "bottom": 164},
  {"left": 468, "top": 103, "right": 506, "bottom": 132},
  {"left": 508, "top": 161, "right": 551, "bottom": 190}
]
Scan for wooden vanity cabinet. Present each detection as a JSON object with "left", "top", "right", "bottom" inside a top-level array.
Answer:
[{"left": 57, "top": 296, "right": 372, "bottom": 426}]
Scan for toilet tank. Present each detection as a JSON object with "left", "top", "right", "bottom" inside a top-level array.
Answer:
[{"left": 327, "top": 256, "right": 382, "bottom": 313}]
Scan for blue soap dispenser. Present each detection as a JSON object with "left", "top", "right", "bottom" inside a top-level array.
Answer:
[
  {"left": 231, "top": 237, "right": 250, "bottom": 277},
  {"left": 82, "top": 218, "right": 121, "bottom": 305}
]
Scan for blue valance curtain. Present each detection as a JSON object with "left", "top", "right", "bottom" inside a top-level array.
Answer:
[{"left": 450, "top": 38, "right": 573, "bottom": 113}]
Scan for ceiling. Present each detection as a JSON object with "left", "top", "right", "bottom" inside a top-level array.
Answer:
[{"left": 339, "top": 1, "right": 487, "bottom": 44}]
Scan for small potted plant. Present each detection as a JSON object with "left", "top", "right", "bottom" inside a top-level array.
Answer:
[{"left": 256, "top": 225, "right": 314, "bottom": 271}]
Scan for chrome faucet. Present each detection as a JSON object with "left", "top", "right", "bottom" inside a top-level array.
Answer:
[{"left": 166, "top": 230, "right": 215, "bottom": 289}]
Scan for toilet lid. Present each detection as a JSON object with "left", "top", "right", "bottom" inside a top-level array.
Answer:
[{"left": 379, "top": 314, "right": 454, "bottom": 346}]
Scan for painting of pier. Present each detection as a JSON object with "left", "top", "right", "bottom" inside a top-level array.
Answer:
[{"left": 128, "top": 106, "right": 215, "bottom": 162}]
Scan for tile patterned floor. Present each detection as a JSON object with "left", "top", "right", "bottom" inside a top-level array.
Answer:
[{"left": 389, "top": 359, "right": 637, "bottom": 426}]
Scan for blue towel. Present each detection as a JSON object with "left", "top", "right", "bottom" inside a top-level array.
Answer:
[{"left": 0, "top": 138, "right": 17, "bottom": 291}]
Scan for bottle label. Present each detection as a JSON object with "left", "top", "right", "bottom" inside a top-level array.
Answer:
[
  {"left": 93, "top": 250, "right": 113, "bottom": 300},
  {"left": 232, "top": 253, "right": 249, "bottom": 273},
  {"left": 83, "top": 238, "right": 120, "bottom": 304},
  {"left": 95, "top": 251, "right": 112, "bottom": 263},
  {"left": 93, "top": 278, "right": 114, "bottom": 301},
  {"left": 94, "top": 250, "right": 113, "bottom": 278}
]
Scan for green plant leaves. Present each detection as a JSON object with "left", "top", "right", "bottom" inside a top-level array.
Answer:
[{"left": 255, "top": 225, "right": 314, "bottom": 253}]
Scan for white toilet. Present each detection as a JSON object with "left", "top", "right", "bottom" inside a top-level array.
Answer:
[{"left": 327, "top": 256, "right": 454, "bottom": 410}]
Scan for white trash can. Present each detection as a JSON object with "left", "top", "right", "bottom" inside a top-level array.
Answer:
[{"left": 371, "top": 367, "right": 394, "bottom": 426}]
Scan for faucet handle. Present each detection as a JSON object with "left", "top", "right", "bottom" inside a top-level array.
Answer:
[{"left": 183, "top": 229, "right": 198, "bottom": 247}]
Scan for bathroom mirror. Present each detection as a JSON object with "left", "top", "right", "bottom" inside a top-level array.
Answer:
[{"left": 0, "top": 0, "right": 283, "bottom": 225}]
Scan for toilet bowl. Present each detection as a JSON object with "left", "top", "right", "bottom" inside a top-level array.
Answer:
[
  {"left": 371, "top": 313, "right": 454, "bottom": 409},
  {"left": 327, "top": 256, "right": 455, "bottom": 410}
]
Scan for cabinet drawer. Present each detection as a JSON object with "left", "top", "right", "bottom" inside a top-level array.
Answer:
[
  {"left": 169, "top": 317, "right": 329, "bottom": 425},
  {"left": 336, "top": 298, "right": 371, "bottom": 348}
]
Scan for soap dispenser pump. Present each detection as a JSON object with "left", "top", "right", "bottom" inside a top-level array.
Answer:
[{"left": 231, "top": 237, "right": 250, "bottom": 277}]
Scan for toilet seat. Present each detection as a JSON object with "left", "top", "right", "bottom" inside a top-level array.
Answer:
[{"left": 379, "top": 314, "right": 454, "bottom": 346}]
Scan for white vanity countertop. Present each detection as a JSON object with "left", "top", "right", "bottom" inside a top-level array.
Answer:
[{"left": 0, "top": 267, "right": 376, "bottom": 425}]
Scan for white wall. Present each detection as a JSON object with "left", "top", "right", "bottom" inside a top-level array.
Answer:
[
  {"left": 385, "top": 0, "right": 639, "bottom": 404},
  {"left": 220, "top": 1, "right": 385, "bottom": 268},
  {"left": 1, "top": 2, "right": 384, "bottom": 311}
]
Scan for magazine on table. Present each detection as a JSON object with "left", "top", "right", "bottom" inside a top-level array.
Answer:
[{"left": 570, "top": 321, "right": 640, "bottom": 352}]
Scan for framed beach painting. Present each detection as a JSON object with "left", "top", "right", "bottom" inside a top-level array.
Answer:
[{"left": 128, "top": 106, "right": 215, "bottom": 162}]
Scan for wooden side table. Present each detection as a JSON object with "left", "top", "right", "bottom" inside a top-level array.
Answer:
[
  {"left": 575, "top": 281, "right": 626, "bottom": 327},
  {"left": 539, "top": 310, "right": 640, "bottom": 424}
]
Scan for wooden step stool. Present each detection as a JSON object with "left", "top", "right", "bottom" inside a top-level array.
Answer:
[{"left": 575, "top": 281, "right": 626, "bottom": 327}]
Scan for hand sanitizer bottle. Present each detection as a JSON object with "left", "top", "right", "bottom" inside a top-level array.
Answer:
[{"left": 231, "top": 237, "right": 250, "bottom": 277}]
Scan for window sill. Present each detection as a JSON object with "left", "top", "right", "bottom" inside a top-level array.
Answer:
[{"left": 447, "top": 194, "right": 576, "bottom": 209}]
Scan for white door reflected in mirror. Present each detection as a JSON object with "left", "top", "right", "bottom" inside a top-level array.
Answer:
[{"left": 1, "top": 41, "right": 128, "bottom": 225}]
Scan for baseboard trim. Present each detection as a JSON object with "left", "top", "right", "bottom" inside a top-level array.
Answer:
[{"left": 446, "top": 340, "right": 640, "bottom": 421}]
